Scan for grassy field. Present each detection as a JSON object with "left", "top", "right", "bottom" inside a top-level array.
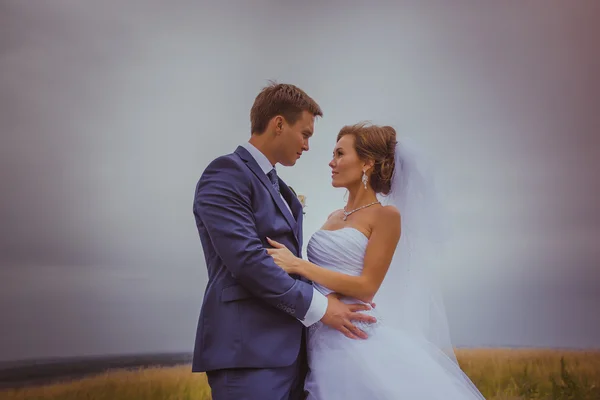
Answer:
[{"left": 1, "top": 349, "right": 599, "bottom": 399}]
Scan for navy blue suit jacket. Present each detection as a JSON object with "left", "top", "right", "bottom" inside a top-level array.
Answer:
[{"left": 191, "top": 146, "right": 315, "bottom": 372}]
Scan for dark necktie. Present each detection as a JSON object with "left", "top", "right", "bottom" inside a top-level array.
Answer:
[{"left": 267, "top": 168, "right": 280, "bottom": 193}]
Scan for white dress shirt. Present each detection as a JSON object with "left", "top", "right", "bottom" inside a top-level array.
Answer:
[{"left": 240, "top": 141, "right": 328, "bottom": 327}]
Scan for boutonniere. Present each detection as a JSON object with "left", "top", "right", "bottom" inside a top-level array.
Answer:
[{"left": 288, "top": 186, "right": 307, "bottom": 215}]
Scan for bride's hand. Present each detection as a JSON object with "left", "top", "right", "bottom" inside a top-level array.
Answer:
[{"left": 266, "top": 237, "right": 299, "bottom": 274}]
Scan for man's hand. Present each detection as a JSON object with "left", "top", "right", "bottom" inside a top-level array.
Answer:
[{"left": 320, "top": 295, "right": 377, "bottom": 339}]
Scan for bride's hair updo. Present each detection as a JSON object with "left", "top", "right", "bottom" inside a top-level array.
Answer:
[{"left": 337, "top": 122, "right": 398, "bottom": 195}]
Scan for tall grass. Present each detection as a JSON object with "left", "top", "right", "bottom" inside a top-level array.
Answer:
[
  {"left": 456, "top": 349, "right": 600, "bottom": 399},
  {"left": 0, "top": 365, "right": 211, "bottom": 400},
  {"left": 2, "top": 349, "right": 599, "bottom": 399}
]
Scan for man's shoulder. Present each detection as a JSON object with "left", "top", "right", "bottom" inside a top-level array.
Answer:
[
  {"left": 203, "top": 149, "right": 245, "bottom": 173},
  {"left": 195, "top": 151, "right": 250, "bottom": 195}
]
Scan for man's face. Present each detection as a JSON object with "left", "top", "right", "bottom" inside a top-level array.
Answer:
[{"left": 278, "top": 110, "right": 314, "bottom": 166}]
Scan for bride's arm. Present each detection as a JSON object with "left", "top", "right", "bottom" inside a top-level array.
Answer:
[
  {"left": 268, "top": 206, "right": 401, "bottom": 303},
  {"left": 290, "top": 258, "right": 375, "bottom": 303}
]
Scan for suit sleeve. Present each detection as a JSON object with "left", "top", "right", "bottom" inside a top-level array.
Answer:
[{"left": 194, "top": 156, "right": 315, "bottom": 320}]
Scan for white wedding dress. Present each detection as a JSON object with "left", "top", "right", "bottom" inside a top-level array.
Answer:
[{"left": 304, "top": 227, "right": 486, "bottom": 400}]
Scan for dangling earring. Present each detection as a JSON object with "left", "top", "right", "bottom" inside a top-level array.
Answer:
[{"left": 362, "top": 171, "right": 368, "bottom": 189}]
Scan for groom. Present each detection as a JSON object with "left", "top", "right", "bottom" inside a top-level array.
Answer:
[{"left": 191, "top": 82, "right": 376, "bottom": 399}]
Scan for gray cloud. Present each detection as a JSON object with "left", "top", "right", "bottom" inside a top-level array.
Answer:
[{"left": 0, "top": 1, "right": 598, "bottom": 360}]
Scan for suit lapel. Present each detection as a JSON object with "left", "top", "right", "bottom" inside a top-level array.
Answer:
[
  {"left": 280, "top": 183, "right": 303, "bottom": 243},
  {"left": 280, "top": 183, "right": 302, "bottom": 221},
  {"left": 287, "top": 186, "right": 304, "bottom": 226},
  {"left": 235, "top": 146, "right": 299, "bottom": 246}
]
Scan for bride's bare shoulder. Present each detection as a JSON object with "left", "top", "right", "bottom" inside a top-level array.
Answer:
[
  {"left": 374, "top": 205, "right": 401, "bottom": 228},
  {"left": 318, "top": 209, "right": 344, "bottom": 231},
  {"left": 326, "top": 209, "right": 344, "bottom": 221},
  {"left": 381, "top": 204, "right": 400, "bottom": 215}
]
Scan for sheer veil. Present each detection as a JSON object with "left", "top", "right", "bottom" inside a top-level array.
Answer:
[{"left": 375, "top": 137, "right": 458, "bottom": 364}]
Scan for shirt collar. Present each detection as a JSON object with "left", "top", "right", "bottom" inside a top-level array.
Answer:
[{"left": 240, "top": 141, "right": 275, "bottom": 175}]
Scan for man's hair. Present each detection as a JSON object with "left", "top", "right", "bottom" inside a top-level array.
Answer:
[{"left": 250, "top": 81, "right": 323, "bottom": 135}]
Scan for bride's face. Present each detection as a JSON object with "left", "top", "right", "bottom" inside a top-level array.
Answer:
[{"left": 329, "top": 135, "right": 365, "bottom": 189}]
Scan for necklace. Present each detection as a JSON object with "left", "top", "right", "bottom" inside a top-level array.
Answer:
[{"left": 343, "top": 201, "right": 380, "bottom": 221}]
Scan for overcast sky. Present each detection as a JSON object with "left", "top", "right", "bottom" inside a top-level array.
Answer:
[{"left": 1, "top": 0, "right": 599, "bottom": 361}]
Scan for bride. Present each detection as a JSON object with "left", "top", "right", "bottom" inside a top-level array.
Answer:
[{"left": 266, "top": 122, "right": 486, "bottom": 399}]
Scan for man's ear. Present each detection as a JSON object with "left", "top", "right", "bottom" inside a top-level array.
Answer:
[{"left": 272, "top": 115, "right": 284, "bottom": 135}]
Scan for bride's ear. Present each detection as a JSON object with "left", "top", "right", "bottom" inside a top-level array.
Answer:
[{"left": 363, "top": 159, "right": 375, "bottom": 173}]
